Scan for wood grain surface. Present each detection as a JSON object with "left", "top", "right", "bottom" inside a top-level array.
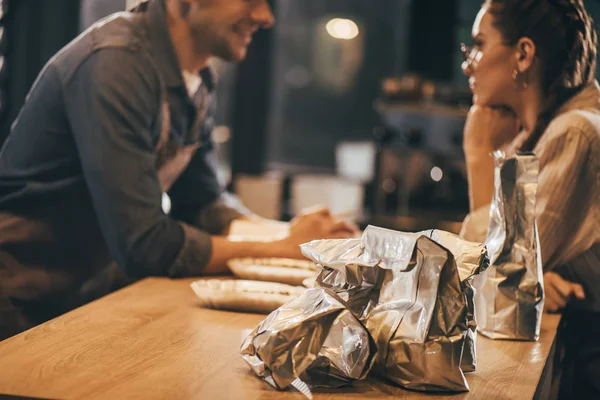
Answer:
[{"left": 0, "top": 278, "right": 561, "bottom": 400}]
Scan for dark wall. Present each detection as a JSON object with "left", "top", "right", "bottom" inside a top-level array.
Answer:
[
  {"left": 408, "top": 0, "right": 458, "bottom": 81},
  {"left": 0, "top": 0, "right": 81, "bottom": 143},
  {"left": 232, "top": 0, "right": 459, "bottom": 174},
  {"left": 230, "top": 0, "right": 277, "bottom": 176}
]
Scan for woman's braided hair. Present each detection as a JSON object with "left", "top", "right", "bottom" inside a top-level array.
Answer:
[{"left": 484, "top": 0, "right": 598, "bottom": 150}]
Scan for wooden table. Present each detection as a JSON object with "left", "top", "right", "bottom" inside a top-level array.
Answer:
[{"left": 0, "top": 278, "right": 561, "bottom": 400}]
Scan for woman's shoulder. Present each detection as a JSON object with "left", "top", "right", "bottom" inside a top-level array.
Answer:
[{"left": 541, "top": 107, "right": 600, "bottom": 150}]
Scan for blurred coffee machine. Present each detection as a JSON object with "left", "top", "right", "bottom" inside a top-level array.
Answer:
[{"left": 370, "top": 74, "right": 472, "bottom": 233}]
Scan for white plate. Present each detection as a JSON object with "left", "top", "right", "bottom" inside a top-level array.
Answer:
[{"left": 190, "top": 279, "right": 305, "bottom": 314}]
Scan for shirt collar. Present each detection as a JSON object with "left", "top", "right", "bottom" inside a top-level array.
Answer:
[{"left": 556, "top": 80, "right": 600, "bottom": 115}]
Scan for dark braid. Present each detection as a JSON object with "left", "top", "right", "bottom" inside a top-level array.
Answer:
[{"left": 484, "top": 0, "right": 598, "bottom": 151}]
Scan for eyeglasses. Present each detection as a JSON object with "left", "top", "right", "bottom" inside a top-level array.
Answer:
[{"left": 460, "top": 43, "right": 482, "bottom": 69}]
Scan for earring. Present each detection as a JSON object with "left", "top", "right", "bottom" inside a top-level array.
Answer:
[{"left": 512, "top": 68, "right": 529, "bottom": 89}]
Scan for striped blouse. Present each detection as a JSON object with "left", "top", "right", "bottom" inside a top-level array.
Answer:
[{"left": 461, "top": 81, "right": 600, "bottom": 312}]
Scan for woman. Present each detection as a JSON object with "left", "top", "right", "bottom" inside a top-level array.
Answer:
[{"left": 459, "top": 0, "right": 600, "bottom": 398}]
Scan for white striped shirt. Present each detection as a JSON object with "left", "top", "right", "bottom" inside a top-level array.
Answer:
[{"left": 462, "top": 81, "right": 600, "bottom": 311}]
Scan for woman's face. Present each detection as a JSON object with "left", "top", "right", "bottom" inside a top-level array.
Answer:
[{"left": 462, "top": 6, "right": 519, "bottom": 107}]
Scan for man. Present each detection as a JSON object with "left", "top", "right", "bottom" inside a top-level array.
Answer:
[{"left": 0, "top": 0, "right": 356, "bottom": 340}]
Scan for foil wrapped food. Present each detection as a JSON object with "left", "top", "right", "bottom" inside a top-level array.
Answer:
[
  {"left": 474, "top": 151, "right": 544, "bottom": 341},
  {"left": 240, "top": 288, "right": 376, "bottom": 391},
  {"left": 304, "top": 226, "right": 488, "bottom": 391},
  {"left": 241, "top": 225, "right": 488, "bottom": 394}
]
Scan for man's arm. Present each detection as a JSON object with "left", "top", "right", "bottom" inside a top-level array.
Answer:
[
  {"left": 63, "top": 48, "right": 214, "bottom": 278},
  {"left": 63, "top": 49, "right": 359, "bottom": 277}
]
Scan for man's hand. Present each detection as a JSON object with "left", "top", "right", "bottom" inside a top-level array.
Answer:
[
  {"left": 544, "top": 271, "right": 585, "bottom": 313},
  {"left": 277, "top": 207, "right": 359, "bottom": 259}
]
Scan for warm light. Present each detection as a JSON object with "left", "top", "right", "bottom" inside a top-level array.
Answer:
[
  {"left": 430, "top": 166, "right": 443, "bottom": 182},
  {"left": 326, "top": 18, "right": 359, "bottom": 40}
]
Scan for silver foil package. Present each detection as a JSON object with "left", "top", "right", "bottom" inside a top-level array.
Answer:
[
  {"left": 428, "top": 230, "right": 489, "bottom": 372},
  {"left": 241, "top": 226, "right": 488, "bottom": 393},
  {"left": 474, "top": 151, "right": 544, "bottom": 341},
  {"left": 304, "top": 226, "right": 487, "bottom": 392},
  {"left": 240, "top": 287, "right": 376, "bottom": 392}
]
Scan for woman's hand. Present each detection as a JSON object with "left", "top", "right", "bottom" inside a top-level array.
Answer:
[
  {"left": 463, "top": 105, "right": 520, "bottom": 211},
  {"left": 543, "top": 271, "right": 586, "bottom": 313},
  {"left": 463, "top": 105, "right": 520, "bottom": 155}
]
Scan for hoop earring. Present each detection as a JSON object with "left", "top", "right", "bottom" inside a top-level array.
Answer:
[{"left": 512, "top": 68, "right": 529, "bottom": 90}]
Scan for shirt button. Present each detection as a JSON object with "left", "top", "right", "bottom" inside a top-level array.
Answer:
[{"left": 161, "top": 193, "right": 171, "bottom": 214}]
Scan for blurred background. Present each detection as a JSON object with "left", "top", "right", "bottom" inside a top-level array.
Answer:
[{"left": 1, "top": 0, "right": 599, "bottom": 232}]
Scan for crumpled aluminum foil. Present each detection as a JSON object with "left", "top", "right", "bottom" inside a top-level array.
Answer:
[
  {"left": 474, "top": 151, "right": 544, "bottom": 341},
  {"left": 240, "top": 287, "right": 376, "bottom": 392},
  {"left": 241, "top": 225, "right": 488, "bottom": 394},
  {"left": 427, "top": 230, "right": 489, "bottom": 372},
  {"left": 304, "top": 226, "right": 487, "bottom": 392}
]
